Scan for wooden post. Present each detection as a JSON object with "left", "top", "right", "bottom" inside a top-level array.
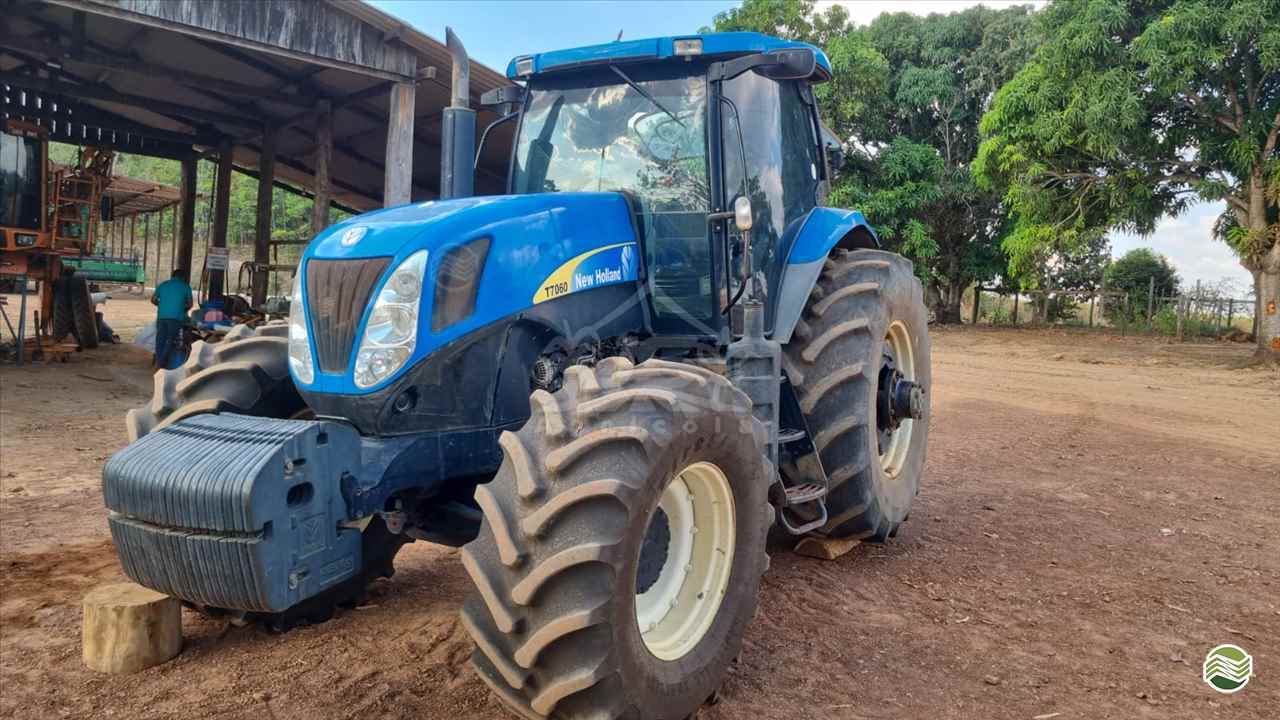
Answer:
[
  {"left": 209, "top": 140, "right": 234, "bottom": 299},
  {"left": 253, "top": 125, "right": 277, "bottom": 307},
  {"left": 1146, "top": 275, "right": 1155, "bottom": 324},
  {"left": 177, "top": 157, "right": 197, "bottom": 274},
  {"left": 1098, "top": 272, "right": 1108, "bottom": 326},
  {"left": 971, "top": 285, "right": 981, "bottom": 325},
  {"left": 311, "top": 100, "right": 333, "bottom": 235},
  {"left": 141, "top": 213, "right": 150, "bottom": 292},
  {"left": 1176, "top": 296, "right": 1186, "bottom": 341},
  {"left": 384, "top": 81, "right": 416, "bottom": 207},
  {"left": 1227, "top": 298, "right": 1235, "bottom": 331},
  {"left": 129, "top": 214, "right": 136, "bottom": 257},
  {"left": 82, "top": 583, "right": 181, "bottom": 674},
  {"left": 169, "top": 204, "right": 178, "bottom": 274},
  {"left": 1012, "top": 292, "right": 1019, "bottom": 325}
]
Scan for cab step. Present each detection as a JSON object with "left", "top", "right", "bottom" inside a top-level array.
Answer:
[
  {"left": 784, "top": 482, "right": 826, "bottom": 505},
  {"left": 778, "top": 428, "right": 806, "bottom": 444}
]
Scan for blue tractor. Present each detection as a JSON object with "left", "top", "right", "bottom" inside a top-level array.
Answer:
[{"left": 105, "top": 31, "right": 930, "bottom": 720}]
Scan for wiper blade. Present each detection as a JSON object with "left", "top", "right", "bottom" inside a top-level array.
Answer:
[{"left": 610, "top": 65, "right": 684, "bottom": 127}]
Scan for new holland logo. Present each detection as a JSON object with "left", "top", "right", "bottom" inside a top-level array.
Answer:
[
  {"left": 1203, "top": 644, "right": 1253, "bottom": 694},
  {"left": 340, "top": 226, "right": 367, "bottom": 246}
]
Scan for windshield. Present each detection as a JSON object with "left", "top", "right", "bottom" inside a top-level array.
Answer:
[
  {"left": 513, "top": 67, "right": 717, "bottom": 330},
  {"left": 0, "top": 131, "right": 43, "bottom": 231},
  {"left": 512, "top": 68, "right": 708, "bottom": 204}
]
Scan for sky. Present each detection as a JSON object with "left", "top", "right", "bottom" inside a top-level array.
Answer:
[{"left": 370, "top": 0, "right": 1250, "bottom": 290}]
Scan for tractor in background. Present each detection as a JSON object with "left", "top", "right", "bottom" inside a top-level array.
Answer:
[
  {"left": 104, "top": 30, "right": 930, "bottom": 720},
  {"left": 1, "top": 117, "right": 113, "bottom": 353}
]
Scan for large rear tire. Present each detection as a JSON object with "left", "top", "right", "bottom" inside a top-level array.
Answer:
[
  {"left": 783, "top": 249, "right": 931, "bottom": 541},
  {"left": 51, "top": 275, "right": 99, "bottom": 348},
  {"left": 461, "top": 357, "right": 772, "bottom": 719}
]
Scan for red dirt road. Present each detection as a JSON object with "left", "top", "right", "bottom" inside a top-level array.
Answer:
[{"left": 1, "top": 298, "right": 1277, "bottom": 719}]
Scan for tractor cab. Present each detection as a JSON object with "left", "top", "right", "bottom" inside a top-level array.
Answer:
[
  {"left": 493, "top": 33, "right": 840, "bottom": 339},
  {"left": 0, "top": 119, "right": 50, "bottom": 254}
]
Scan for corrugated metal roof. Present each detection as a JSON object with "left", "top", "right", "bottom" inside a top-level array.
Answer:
[{"left": 0, "top": 0, "right": 515, "bottom": 211}]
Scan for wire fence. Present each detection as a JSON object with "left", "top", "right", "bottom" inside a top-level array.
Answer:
[{"left": 966, "top": 282, "right": 1258, "bottom": 341}]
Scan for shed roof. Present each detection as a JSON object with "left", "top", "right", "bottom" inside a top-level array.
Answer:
[{"left": 0, "top": 0, "right": 516, "bottom": 212}]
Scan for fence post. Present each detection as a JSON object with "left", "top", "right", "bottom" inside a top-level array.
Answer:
[
  {"left": 1152, "top": 272, "right": 1162, "bottom": 324},
  {"left": 1227, "top": 299, "right": 1234, "bottom": 332},
  {"left": 1176, "top": 296, "right": 1185, "bottom": 341},
  {"left": 971, "top": 285, "right": 981, "bottom": 325},
  {"left": 1012, "top": 292, "right": 1019, "bottom": 325}
]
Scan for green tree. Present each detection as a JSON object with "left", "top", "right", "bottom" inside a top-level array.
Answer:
[
  {"left": 1103, "top": 247, "right": 1180, "bottom": 323},
  {"left": 709, "top": 0, "right": 1039, "bottom": 323},
  {"left": 976, "top": 0, "right": 1280, "bottom": 360},
  {"left": 1027, "top": 232, "right": 1112, "bottom": 322}
]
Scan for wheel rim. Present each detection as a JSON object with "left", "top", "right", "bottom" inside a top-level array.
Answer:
[
  {"left": 880, "top": 320, "right": 916, "bottom": 477},
  {"left": 635, "top": 461, "right": 736, "bottom": 661}
]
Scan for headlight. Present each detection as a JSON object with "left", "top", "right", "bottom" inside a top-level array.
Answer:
[
  {"left": 354, "top": 250, "right": 428, "bottom": 389},
  {"left": 288, "top": 271, "right": 315, "bottom": 384}
]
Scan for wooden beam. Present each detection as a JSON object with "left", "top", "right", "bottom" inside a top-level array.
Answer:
[
  {"left": 0, "top": 71, "right": 261, "bottom": 129},
  {"left": 209, "top": 140, "right": 233, "bottom": 298},
  {"left": 253, "top": 125, "right": 276, "bottom": 307},
  {"left": 384, "top": 81, "right": 415, "bottom": 206},
  {"left": 0, "top": 32, "right": 317, "bottom": 107},
  {"left": 311, "top": 100, "right": 333, "bottom": 234},
  {"left": 231, "top": 79, "right": 399, "bottom": 146},
  {"left": 47, "top": 0, "right": 417, "bottom": 82},
  {"left": 177, "top": 157, "right": 196, "bottom": 274}
]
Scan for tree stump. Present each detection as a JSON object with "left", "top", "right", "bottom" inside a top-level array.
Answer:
[{"left": 82, "top": 583, "right": 182, "bottom": 674}]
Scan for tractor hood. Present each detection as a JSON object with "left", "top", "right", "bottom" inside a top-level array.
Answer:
[{"left": 297, "top": 192, "right": 641, "bottom": 395}]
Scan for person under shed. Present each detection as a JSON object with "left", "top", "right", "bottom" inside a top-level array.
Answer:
[{"left": 151, "top": 269, "right": 193, "bottom": 369}]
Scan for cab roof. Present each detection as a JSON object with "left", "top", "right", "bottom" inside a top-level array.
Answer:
[{"left": 506, "top": 32, "right": 832, "bottom": 83}]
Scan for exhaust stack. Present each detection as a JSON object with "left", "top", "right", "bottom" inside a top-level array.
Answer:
[{"left": 440, "top": 27, "right": 476, "bottom": 199}]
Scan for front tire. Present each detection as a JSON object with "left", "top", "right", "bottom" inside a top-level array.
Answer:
[
  {"left": 126, "top": 323, "right": 305, "bottom": 441},
  {"left": 461, "top": 357, "right": 771, "bottom": 719}
]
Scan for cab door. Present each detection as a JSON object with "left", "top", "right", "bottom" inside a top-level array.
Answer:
[{"left": 719, "top": 74, "right": 823, "bottom": 332}]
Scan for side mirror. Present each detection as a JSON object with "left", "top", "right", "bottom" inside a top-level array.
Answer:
[
  {"left": 754, "top": 48, "right": 817, "bottom": 81},
  {"left": 480, "top": 85, "right": 526, "bottom": 115},
  {"left": 821, "top": 124, "right": 845, "bottom": 177},
  {"left": 733, "top": 195, "right": 753, "bottom": 232}
]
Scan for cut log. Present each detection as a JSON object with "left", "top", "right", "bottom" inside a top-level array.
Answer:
[
  {"left": 794, "top": 535, "right": 861, "bottom": 561},
  {"left": 82, "top": 582, "right": 182, "bottom": 674}
]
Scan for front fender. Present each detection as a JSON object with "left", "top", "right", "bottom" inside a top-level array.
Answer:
[{"left": 772, "top": 208, "right": 879, "bottom": 344}]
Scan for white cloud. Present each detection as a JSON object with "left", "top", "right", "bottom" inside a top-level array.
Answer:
[
  {"left": 1111, "top": 202, "right": 1254, "bottom": 294},
  {"left": 817, "top": 0, "right": 1046, "bottom": 26}
]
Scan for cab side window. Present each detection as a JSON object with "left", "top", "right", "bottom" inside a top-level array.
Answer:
[{"left": 721, "top": 75, "right": 821, "bottom": 306}]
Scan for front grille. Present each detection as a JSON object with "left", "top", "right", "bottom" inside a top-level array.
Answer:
[{"left": 306, "top": 257, "right": 391, "bottom": 373}]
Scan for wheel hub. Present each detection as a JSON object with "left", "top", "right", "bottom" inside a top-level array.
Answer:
[
  {"left": 878, "top": 362, "right": 924, "bottom": 432},
  {"left": 878, "top": 321, "right": 923, "bottom": 477}
]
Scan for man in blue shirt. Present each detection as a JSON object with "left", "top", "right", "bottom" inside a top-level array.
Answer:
[{"left": 151, "top": 268, "right": 193, "bottom": 369}]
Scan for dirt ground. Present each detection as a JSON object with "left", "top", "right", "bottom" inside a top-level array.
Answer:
[{"left": 1, "top": 294, "right": 1277, "bottom": 719}]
